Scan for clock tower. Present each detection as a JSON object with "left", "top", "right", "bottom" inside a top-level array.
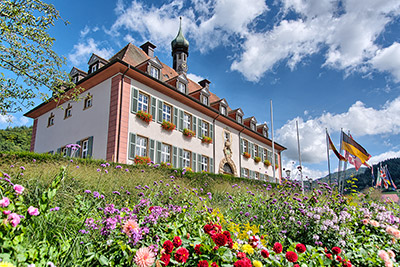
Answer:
[{"left": 171, "top": 17, "right": 189, "bottom": 74}]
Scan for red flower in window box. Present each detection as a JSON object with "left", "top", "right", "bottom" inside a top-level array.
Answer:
[
  {"left": 202, "top": 135, "right": 213, "bottom": 144},
  {"left": 275, "top": 164, "right": 279, "bottom": 170},
  {"left": 161, "top": 120, "right": 176, "bottom": 131},
  {"left": 183, "top": 128, "right": 195, "bottom": 137},
  {"left": 134, "top": 155, "right": 151, "bottom": 165},
  {"left": 264, "top": 159, "right": 271, "bottom": 167},
  {"left": 243, "top": 152, "right": 251, "bottom": 159},
  {"left": 254, "top": 156, "right": 261, "bottom": 163},
  {"left": 136, "top": 110, "right": 152, "bottom": 123}
]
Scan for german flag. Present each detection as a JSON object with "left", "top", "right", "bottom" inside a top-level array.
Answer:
[
  {"left": 327, "top": 132, "right": 346, "bottom": 161},
  {"left": 341, "top": 132, "right": 371, "bottom": 164}
]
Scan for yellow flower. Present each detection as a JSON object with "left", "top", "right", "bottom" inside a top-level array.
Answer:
[
  {"left": 0, "top": 262, "right": 16, "bottom": 267},
  {"left": 253, "top": 260, "right": 263, "bottom": 267},
  {"left": 232, "top": 242, "right": 240, "bottom": 250},
  {"left": 242, "top": 244, "right": 254, "bottom": 255}
]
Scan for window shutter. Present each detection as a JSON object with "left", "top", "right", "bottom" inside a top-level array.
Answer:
[
  {"left": 156, "top": 141, "right": 161, "bottom": 163},
  {"left": 157, "top": 100, "right": 163, "bottom": 123},
  {"left": 88, "top": 136, "right": 94, "bottom": 158},
  {"left": 249, "top": 170, "right": 253, "bottom": 179},
  {"left": 151, "top": 97, "right": 157, "bottom": 121},
  {"left": 131, "top": 87, "right": 138, "bottom": 113},
  {"left": 179, "top": 148, "right": 183, "bottom": 168},
  {"left": 57, "top": 148, "right": 61, "bottom": 154},
  {"left": 129, "top": 133, "right": 136, "bottom": 159},
  {"left": 240, "top": 138, "right": 243, "bottom": 154},
  {"left": 261, "top": 149, "right": 265, "bottom": 161},
  {"left": 173, "top": 107, "right": 178, "bottom": 127},
  {"left": 210, "top": 157, "right": 214, "bottom": 173},
  {"left": 67, "top": 147, "right": 72, "bottom": 157},
  {"left": 149, "top": 139, "right": 155, "bottom": 162},
  {"left": 192, "top": 152, "right": 197, "bottom": 172},
  {"left": 193, "top": 116, "right": 197, "bottom": 133},
  {"left": 173, "top": 146, "right": 178, "bottom": 168},
  {"left": 179, "top": 109, "right": 184, "bottom": 131},
  {"left": 197, "top": 154, "right": 202, "bottom": 172},
  {"left": 198, "top": 119, "right": 202, "bottom": 138},
  {"left": 250, "top": 143, "right": 254, "bottom": 157},
  {"left": 241, "top": 168, "right": 244, "bottom": 177},
  {"left": 210, "top": 123, "right": 213, "bottom": 138},
  {"left": 75, "top": 140, "right": 81, "bottom": 157},
  {"left": 48, "top": 150, "right": 54, "bottom": 155}
]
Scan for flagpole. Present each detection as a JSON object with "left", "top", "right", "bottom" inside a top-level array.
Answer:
[
  {"left": 296, "top": 120, "right": 304, "bottom": 194},
  {"left": 340, "top": 130, "right": 350, "bottom": 194},
  {"left": 326, "top": 129, "right": 332, "bottom": 186},
  {"left": 270, "top": 100, "right": 276, "bottom": 184},
  {"left": 338, "top": 129, "right": 344, "bottom": 194}
]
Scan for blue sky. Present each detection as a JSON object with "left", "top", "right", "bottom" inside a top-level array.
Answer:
[{"left": 2, "top": 0, "right": 400, "bottom": 179}]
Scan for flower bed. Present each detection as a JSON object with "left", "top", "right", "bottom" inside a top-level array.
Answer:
[
  {"left": 161, "top": 120, "right": 176, "bottom": 131},
  {"left": 202, "top": 135, "right": 213, "bottom": 144},
  {"left": 243, "top": 152, "right": 251, "bottom": 159},
  {"left": 183, "top": 128, "right": 195, "bottom": 138},
  {"left": 254, "top": 156, "right": 261, "bottom": 163},
  {"left": 134, "top": 155, "right": 151, "bottom": 165},
  {"left": 136, "top": 110, "right": 152, "bottom": 123}
]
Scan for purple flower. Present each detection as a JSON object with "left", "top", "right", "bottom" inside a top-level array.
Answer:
[
  {"left": 105, "top": 170, "right": 108, "bottom": 174},
  {"left": 116, "top": 165, "right": 122, "bottom": 169},
  {"left": 97, "top": 169, "right": 101, "bottom": 172},
  {"left": 84, "top": 190, "right": 91, "bottom": 194},
  {"left": 112, "top": 191, "right": 121, "bottom": 195},
  {"left": 93, "top": 191, "right": 100, "bottom": 198},
  {"left": 125, "top": 168, "right": 129, "bottom": 172}
]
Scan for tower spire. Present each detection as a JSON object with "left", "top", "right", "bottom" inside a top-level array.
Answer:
[{"left": 171, "top": 17, "right": 189, "bottom": 74}]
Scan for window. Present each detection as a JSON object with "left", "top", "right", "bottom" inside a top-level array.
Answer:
[
  {"left": 61, "top": 146, "right": 67, "bottom": 156},
  {"left": 243, "top": 139, "right": 248, "bottom": 152},
  {"left": 64, "top": 104, "right": 72, "bottom": 119},
  {"left": 267, "top": 150, "right": 272, "bottom": 162},
  {"left": 72, "top": 76, "right": 78, "bottom": 84},
  {"left": 138, "top": 92, "right": 149, "bottom": 112},
  {"left": 251, "top": 123, "right": 256, "bottom": 131},
  {"left": 150, "top": 66, "right": 160, "bottom": 79},
  {"left": 177, "top": 82, "right": 186, "bottom": 94},
  {"left": 162, "top": 103, "right": 172, "bottom": 122},
  {"left": 244, "top": 168, "right": 249, "bottom": 178},
  {"left": 254, "top": 144, "right": 258, "bottom": 157},
  {"left": 161, "top": 143, "right": 171, "bottom": 163},
  {"left": 91, "top": 64, "right": 97, "bottom": 73},
  {"left": 201, "top": 156, "right": 208, "bottom": 172},
  {"left": 201, "top": 121, "right": 209, "bottom": 137},
  {"left": 48, "top": 113, "right": 54, "bottom": 127},
  {"left": 238, "top": 115, "right": 243, "bottom": 124},
  {"left": 255, "top": 172, "right": 259, "bottom": 180},
  {"left": 136, "top": 136, "right": 148, "bottom": 157},
  {"left": 183, "top": 150, "right": 191, "bottom": 168},
  {"left": 183, "top": 113, "right": 192, "bottom": 129},
  {"left": 84, "top": 94, "right": 92, "bottom": 109},
  {"left": 221, "top": 106, "right": 227, "bottom": 115},
  {"left": 81, "top": 139, "right": 89, "bottom": 158},
  {"left": 202, "top": 95, "right": 208, "bottom": 105},
  {"left": 263, "top": 149, "right": 267, "bottom": 160}
]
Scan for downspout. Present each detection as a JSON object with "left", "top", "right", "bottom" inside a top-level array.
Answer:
[
  {"left": 116, "top": 65, "right": 131, "bottom": 163},
  {"left": 212, "top": 113, "right": 220, "bottom": 174},
  {"left": 238, "top": 126, "right": 245, "bottom": 177}
]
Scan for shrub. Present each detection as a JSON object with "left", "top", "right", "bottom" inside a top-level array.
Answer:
[
  {"left": 136, "top": 110, "right": 152, "bottom": 123},
  {"left": 161, "top": 120, "right": 176, "bottom": 131},
  {"left": 183, "top": 128, "right": 195, "bottom": 138}
]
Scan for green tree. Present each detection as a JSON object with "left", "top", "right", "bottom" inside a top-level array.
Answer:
[
  {"left": 0, "top": 125, "right": 32, "bottom": 151},
  {"left": 0, "top": 0, "right": 74, "bottom": 115}
]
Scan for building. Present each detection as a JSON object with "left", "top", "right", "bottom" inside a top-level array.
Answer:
[{"left": 24, "top": 21, "right": 286, "bottom": 181}]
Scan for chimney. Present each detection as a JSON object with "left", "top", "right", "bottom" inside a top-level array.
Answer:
[
  {"left": 140, "top": 41, "right": 156, "bottom": 57},
  {"left": 199, "top": 79, "right": 211, "bottom": 89}
]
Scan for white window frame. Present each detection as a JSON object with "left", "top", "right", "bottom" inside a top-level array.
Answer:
[
  {"left": 161, "top": 143, "right": 171, "bottom": 163},
  {"left": 251, "top": 123, "right": 256, "bottom": 131},
  {"left": 201, "top": 156, "right": 208, "bottom": 172},
  {"left": 243, "top": 139, "right": 248, "bottom": 153},
  {"left": 183, "top": 150, "right": 191, "bottom": 168},
  {"left": 72, "top": 76, "right": 78, "bottom": 84},
  {"left": 138, "top": 92, "right": 149, "bottom": 112},
  {"left": 136, "top": 136, "right": 148, "bottom": 157},
  {"left": 61, "top": 147, "right": 67, "bottom": 156},
  {"left": 162, "top": 103, "right": 172, "bottom": 122},
  {"left": 91, "top": 64, "right": 97, "bottom": 73},
  {"left": 238, "top": 115, "right": 242, "bottom": 124},
  {"left": 201, "top": 121, "right": 209, "bottom": 137},
  {"left": 64, "top": 105, "right": 72, "bottom": 119},
  {"left": 255, "top": 172, "right": 259, "bottom": 180},
  {"left": 84, "top": 95, "right": 92, "bottom": 109},
  {"left": 150, "top": 66, "right": 160, "bottom": 79},
  {"left": 244, "top": 168, "right": 249, "bottom": 178},
  {"left": 81, "top": 139, "right": 89, "bottom": 158},
  {"left": 221, "top": 106, "right": 227, "bottom": 115},
  {"left": 202, "top": 95, "right": 208, "bottom": 105},
  {"left": 183, "top": 113, "right": 191, "bottom": 130},
  {"left": 254, "top": 144, "right": 258, "bottom": 157},
  {"left": 263, "top": 149, "right": 267, "bottom": 160},
  {"left": 177, "top": 81, "right": 186, "bottom": 94},
  {"left": 48, "top": 113, "right": 54, "bottom": 127}
]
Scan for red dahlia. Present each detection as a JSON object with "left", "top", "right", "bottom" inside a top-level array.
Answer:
[
  {"left": 174, "top": 247, "right": 189, "bottom": 263},
  {"left": 173, "top": 236, "right": 182, "bottom": 248},
  {"left": 294, "top": 264, "right": 300, "bottom": 267},
  {"left": 203, "top": 224, "right": 213, "bottom": 235},
  {"left": 211, "top": 263, "right": 219, "bottom": 267},
  {"left": 295, "top": 243, "right": 306, "bottom": 253},
  {"left": 285, "top": 251, "right": 298, "bottom": 263},
  {"left": 163, "top": 240, "right": 174, "bottom": 254},
  {"left": 233, "top": 258, "right": 252, "bottom": 267},
  {"left": 212, "top": 233, "right": 228, "bottom": 246},
  {"left": 261, "top": 249, "right": 269, "bottom": 258},
  {"left": 325, "top": 253, "right": 333, "bottom": 259},
  {"left": 160, "top": 253, "right": 171, "bottom": 266},
  {"left": 194, "top": 244, "right": 202, "bottom": 255},
  {"left": 223, "top": 231, "right": 231, "bottom": 239},
  {"left": 332, "top": 246, "right": 341, "bottom": 255},
  {"left": 198, "top": 260, "right": 209, "bottom": 267},
  {"left": 273, "top": 242, "right": 283, "bottom": 254},
  {"left": 237, "top": 252, "right": 246, "bottom": 259}
]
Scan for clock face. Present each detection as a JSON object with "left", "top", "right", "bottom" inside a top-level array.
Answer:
[{"left": 182, "top": 62, "right": 187, "bottom": 68}]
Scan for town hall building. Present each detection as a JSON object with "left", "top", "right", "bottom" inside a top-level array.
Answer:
[{"left": 25, "top": 21, "right": 286, "bottom": 182}]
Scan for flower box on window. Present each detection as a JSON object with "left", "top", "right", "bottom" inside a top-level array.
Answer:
[
  {"left": 136, "top": 110, "right": 152, "bottom": 123},
  {"left": 161, "top": 120, "right": 176, "bottom": 131},
  {"left": 202, "top": 136, "right": 213, "bottom": 144},
  {"left": 183, "top": 128, "right": 195, "bottom": 138},
  {"left": 134, "top": 155, "right": 151, "bottom": 165},
  {"left": 243, "top": 152, "right": 251, "bottom": 159},
  {"left": 264, "top": 159, "right": 271, "bottom": 167},
  {"left": 254, "top": 156, "right": 261, "bottom": 163},
  {"left": 275, "top": 164, "right": 279, "bottom": 170}
]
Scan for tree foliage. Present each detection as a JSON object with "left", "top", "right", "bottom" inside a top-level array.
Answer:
[
  {"left": 0, "top": 125, "right": 32, "bottom": 151},
  {"left": 0, "top": 0, "right": 73, "bottom": 115}
]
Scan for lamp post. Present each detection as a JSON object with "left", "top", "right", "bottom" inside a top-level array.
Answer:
[{"left": 285, "top": 169, "right": 291, "bottom": 180}]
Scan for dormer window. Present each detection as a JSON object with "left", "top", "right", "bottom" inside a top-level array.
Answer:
[
  {"left": 177, "top": 81, "right": 186, "bottom": 94},
  {"left": 221, "top": 106, "right": 227, "bottom": 116},
  {"left": 237, "top": 115, "right": 243, "bottom": 124},
  {"left": 263, "top": 128, "right": 268, "bottom": 137},
  {"left": 91, "top": 64, "right": 98, "bottom": 73},
  {"left": 201, "top": 95, "right": 208, "bottom": 105},
  {"left": 150, "top": 66, "right": 160, "bottom": 79},
  {"left": 251, "top": 123, "right": 256, "bottom": 131},
  {"left": 72, "top": 76, "right": 78, "bottom": 84},
  {"left": 64, "top": 103, "right": 72, "bottom": 119}
]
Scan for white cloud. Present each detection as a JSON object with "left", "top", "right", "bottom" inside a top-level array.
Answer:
[
  {"left": 369, "top": 150, "right": 400, "bottom": 165},
  {"left": 371, "top": 42, "right": 400, "bottom": 82},
  {"left": 80, "top": 26, "right": 90, "bottom": 37},
  {"left": 276, "top": 96, "right": 400, "bottom": 164},
  {"left": 186, "top": 73, "right": 204, "bottom": 83},
  {"left": 0, "top": 115, "right": 30, "bottom": 128},
  {"left": 68, "top": 38, "right": 115, "bottom": 66}
]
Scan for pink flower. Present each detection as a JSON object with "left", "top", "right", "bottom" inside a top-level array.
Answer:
[
  {"left": 3, "top": 210, "right": 11, "bottom": 215},
  {"left": 385, "top": 260, "right": 394, "bottom": 267},
  {"left": 27, "top": 206, "right": 40, "bottom": 216},
  {"left": 369, "top": 220, "right": 380, "bottom": 227},
  {"left": 134, "top": 247, "right": 155, "bottom": 267},
  {"left": 7, "top": 213, "right": 21, "bottom": 227},
  {"left": 13, "top": 184, "right": 25, "bottom": 194},
  {"left": 387, "top": 250, "right": 395, "bottom": 259},
  {"left": 361, "top": 219, "right": 369, "bottom": 225},
  {"left": 123, "top": 219, "right": 139, "bottom": 237},
  {"left": 379, "top": 250, "right": 390, "bottom": 262},
  {"left": 0, "top": 197, "right": 10, "bottom": 207}
]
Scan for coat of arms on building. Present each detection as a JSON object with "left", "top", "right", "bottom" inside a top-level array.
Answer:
[{"left": 219, "top": 129, "right": 237, "bottom": 176}]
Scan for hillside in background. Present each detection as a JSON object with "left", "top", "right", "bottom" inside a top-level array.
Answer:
[{"left": 0, "top": 126, "right": 32, "bottom": 152}]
